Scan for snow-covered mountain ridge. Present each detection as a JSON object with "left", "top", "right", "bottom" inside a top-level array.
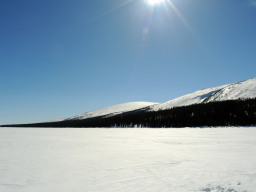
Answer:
[
  {"left": 149, "top": 78, "right": 256, "bottom": 111},
  {"left": 66, "top": 102, "right": 158, "bottom": 120},
  {"left": 65, "top": 78, "right": 256, "bottom": 121}
]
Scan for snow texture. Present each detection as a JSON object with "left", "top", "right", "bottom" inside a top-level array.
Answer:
[
  {"left": 150, "top": 78, "right": 256, "bottom": 111},
  {"left": 0, "top": 127, "right": 256, "bottom": 192},
  {"left": 66, "top": 102, "right": 158, "bottom": 120}
]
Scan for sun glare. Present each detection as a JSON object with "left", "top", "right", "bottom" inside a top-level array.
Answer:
[{"left": 147, "top": 0, "right": 165, "bottom": 6}]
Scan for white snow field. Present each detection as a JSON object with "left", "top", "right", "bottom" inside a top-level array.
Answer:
[{"left": 0, "top": 127, "right": 256, "bottom": 192}]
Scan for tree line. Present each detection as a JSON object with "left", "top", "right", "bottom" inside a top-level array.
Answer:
[{"left": 2, "top": 98, "right": 256, "bottom": 128}]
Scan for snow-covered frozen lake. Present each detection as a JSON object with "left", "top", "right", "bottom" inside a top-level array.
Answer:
[{"left": 0, "top": 127, "right": 256, "bottom": 192}]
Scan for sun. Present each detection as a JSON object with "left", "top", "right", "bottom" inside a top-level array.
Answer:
[{"left": 146, "top": 0, "right": 165, "bottom": 6}]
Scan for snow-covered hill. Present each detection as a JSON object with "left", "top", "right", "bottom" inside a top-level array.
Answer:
[
  {"left": 2, "top": 78, "right": 256, "bottom": 127},
  {"left": 66, "top": 102, "right": 158, "bottom": 120},
  {"left": 62, "top": 78, "right": 256, "bottom": 121},
  {"left": 149, "top": 78, "right": 256, "bottom": 111}
]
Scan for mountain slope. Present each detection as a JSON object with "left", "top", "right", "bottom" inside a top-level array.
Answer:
[
  {"left": 149, "top": 78, "right": 256, "bottom": 111},
  {"left": 66, "top": 102, "right": 158, "bottom": 120},
  {"left": 205, "top": 78, "right": 256, "bottom": 102},
  {"left": 1, "top": 78, "right": 256, "bottom": 128}
]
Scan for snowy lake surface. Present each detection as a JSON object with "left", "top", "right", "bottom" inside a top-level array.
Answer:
[{"left": 0, "top": 127, "right": 256, "bottom": 192}]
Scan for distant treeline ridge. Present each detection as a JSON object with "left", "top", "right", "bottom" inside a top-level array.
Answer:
[{"left": 2, "top": 98, "right": 256, "bottom": 128}]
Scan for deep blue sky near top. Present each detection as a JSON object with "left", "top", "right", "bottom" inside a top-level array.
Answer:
[{"left": 1, "top": 0, "right": 256, "bottom": 124}]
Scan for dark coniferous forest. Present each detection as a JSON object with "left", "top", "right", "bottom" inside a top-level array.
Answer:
[{"left": 2, "top": 98, "right": 256, "bottom": 128}]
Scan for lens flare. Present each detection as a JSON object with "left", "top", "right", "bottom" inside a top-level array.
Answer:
[{"left": 147, "top": 0, "right": 165, "bottom": 6}]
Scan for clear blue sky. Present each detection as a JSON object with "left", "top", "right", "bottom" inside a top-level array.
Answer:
[{"left": 1, "top": 0, "right": 256, "bottom": 124}]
